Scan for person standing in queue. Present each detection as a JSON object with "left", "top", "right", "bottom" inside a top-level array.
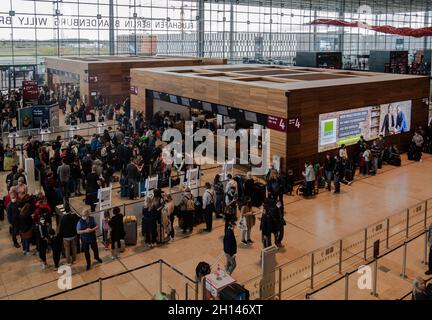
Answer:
[
  {"left": 202, "top": 182, "right": 215, "bottom": 232},
  {"left": 76, "top": 209, "right": 102, "bottom": 270},
  {"left": 260, "top": 204, "right": 272, "bottom": 249},
  {"left": 240, "top": 196, "right": 255, "bottom": 245},
  {"left": 223, "top": 221, "right": 237, "bottom": 275}
]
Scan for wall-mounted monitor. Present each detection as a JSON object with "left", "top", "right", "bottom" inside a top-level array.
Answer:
[
  {"left": 152, "top": 91, "right": 160, "bottom": 100},
  {"left": 202, "top": 102, "right": 213, "bottom": 113},
  {"left": 318, "top": 100, "right": 412, "bottom": 152},
  {"left": 169, "top": 94, "right": 179, "bottom": 104},
  {"left": 217, "top": 104, "right": 229, "bottom": 116},
  {"left": 190, "top": 99, "right": 202, "bottom": 109},
  {"left": 180, "top": 97, "right": 190, "bottom": 107},
  {"left": 244, "top": 111, "right": 258, "bottom": 123}
]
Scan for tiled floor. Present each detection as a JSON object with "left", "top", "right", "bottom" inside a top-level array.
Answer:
[{"left": 1, "top": 118, "right": 432, "bottom": 299}]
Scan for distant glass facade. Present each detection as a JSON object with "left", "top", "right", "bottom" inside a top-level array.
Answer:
[{"left": 0, "top": 0, "right": 431, "bottom": 89}]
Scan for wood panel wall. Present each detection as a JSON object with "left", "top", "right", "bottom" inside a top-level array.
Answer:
[
  {"left": 131, "top": 69, "right": 288, "bottom": 171},
  {"left": 133, "top": 69, "right": 429, "bottom": 178},
  {"left": 45, "top": 57, "right": 227, "bottom": 108},
  {"left": 286, "top": 77, "right": 430, "bottom": 178}
]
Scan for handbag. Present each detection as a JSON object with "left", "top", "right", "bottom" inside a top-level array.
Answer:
[{"left": 238, "top": 216, "right": 248, "bottom": 231}]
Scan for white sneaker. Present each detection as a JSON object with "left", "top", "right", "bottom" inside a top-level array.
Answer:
[
  {"left": 40, "top": 263, "right": 46, "bottom": 270},
  {"left": 111, "top": 256, "right": 117, "bottom": 260}
]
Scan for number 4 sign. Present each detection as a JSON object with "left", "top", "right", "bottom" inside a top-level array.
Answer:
[{"left": 287, "top": 117, "right": 301, "bottom": 132}]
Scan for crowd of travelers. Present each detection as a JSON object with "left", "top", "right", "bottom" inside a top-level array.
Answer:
[{"left": 1, "top": 84, "right": 432, "bottom": 285}]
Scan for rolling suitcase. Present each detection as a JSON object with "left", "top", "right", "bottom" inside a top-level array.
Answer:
[
  {"left": 251, "top": 182, "right": 266, "bottom": 208},
  {"left": 219, "top": 283, "right": 249, "bottom": 300},
  {"left": 123, "top": 215, "right": 137, "bottom": 245}
]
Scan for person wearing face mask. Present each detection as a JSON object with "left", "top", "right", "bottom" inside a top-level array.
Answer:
[
  {"left": 302, "top": 161, "right": 315, "bottom": 197},
  {"left": 36, "top": 216, "right": 50, "bottom": 270},
  {"left": 270, "top": 201, "right": 282, "bottom": 247},
  {"left": 239, "top": 197, "right": 255, "bottom": 245},
  {"left": 260, "top": 205, "right": 272, "bottom": 249},
  {"left": 223, "top": 221, "right": 237, "bottom": 275},
  {"left": 224, "top": 186, "right": 238, "bottom": 228},
  {"left": 6, "top": 192, "right": 21, "bottom": 248},
  {"left": 76, "top": 209, "right": 102, "bottom": 270},
  {"left": 16, "top": 177, "right": 28, "bottom": 199},
  {"left": 274, "top": 201, "right": 286, "bottom": 247}
]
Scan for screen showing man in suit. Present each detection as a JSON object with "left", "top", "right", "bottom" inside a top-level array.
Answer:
[{"left": 318, "top": 100, "right": 412, "bottom": 152}]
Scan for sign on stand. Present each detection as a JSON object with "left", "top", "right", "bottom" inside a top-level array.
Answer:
[
  {"left": 272, "top": 155, "right": 281, "bottom": 173},
  {"left": 98, "top": 185, "right": 112, "bottom": 211},
  {"left": 141, "top": 175, "right": 158, "bottom": 199},
  {"left": 222, "top": 160, "right": 234, "bottom": 180},
  {"left": 186, "top": 168, "right": 200, "bottom": 197},
  {"left": 260, "top": 245, "right": 278, "bottom": 299}
]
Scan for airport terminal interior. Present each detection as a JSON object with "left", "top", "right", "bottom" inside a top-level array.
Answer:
[{"left": 2, "top": 0, "right": 432, "bottom": 302}]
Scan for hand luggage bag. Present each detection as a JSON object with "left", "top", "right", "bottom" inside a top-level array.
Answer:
[
  {"left": 123, "top": 215, "right": 137, "bottom": 245},
  {"left": 219, "top": 283, "right": 250, "bottom": 300},
  {"left": 251, "top": 182, "right": 266, "bottom": 207}
]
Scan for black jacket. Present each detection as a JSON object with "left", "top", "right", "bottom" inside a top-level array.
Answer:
[
  {"left": 260, "top": 213, "right": 272, "bottom": 237},
  {"left": 59, "top": 213, "right": 80, "bottom": 238},
  {"left": 109, "top": 214, "right": 125, "bottom": 241},
  {"left": 223, "top": 227, "right": 237, "bottom": 256},
  {"left": 244, "top": 179, "right": 255, "bottom": 197},
  {"left": 324, "top": 158, "right": 334, "bottom": 172},
  {"left": 7, "top": 201, "right": 20, "bottom": 225}
]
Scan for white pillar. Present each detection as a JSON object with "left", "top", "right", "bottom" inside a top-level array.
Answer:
[{"left": 24, "top": 158, "right": 36, "bottom": 195}]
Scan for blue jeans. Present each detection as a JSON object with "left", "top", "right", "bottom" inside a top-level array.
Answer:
[
  {"left": 22, "top": 239, "right": 30, "bottom": 253},
  {"left": 262, "top": 235, "right": 271, "bottom": 248},
  {"left": 372, "top": 158, "right": 378, "bottom": 173},
  {"left": 242, "top": 229, "right": 251, "bottom": 242},
  {"left": 334, "top": 174, "right": 340, "bottom": 192},
  {"left": 325, "top": 170, "right": 333, "bottom": 190}
]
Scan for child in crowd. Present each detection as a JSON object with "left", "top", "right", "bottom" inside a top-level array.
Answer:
[{"left": 102, "top": 210, "right": 111, "bottom": 250}]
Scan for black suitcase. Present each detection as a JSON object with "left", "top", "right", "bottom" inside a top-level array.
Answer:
[
  {"left": 251, "top": 182, "right": 266, "bottom": 208},
  {"left": 219, "top": 283, "right": 249, "bottom": 300},
  {"left": 194, "top": 196, "right": 203, "bottom": 225}
]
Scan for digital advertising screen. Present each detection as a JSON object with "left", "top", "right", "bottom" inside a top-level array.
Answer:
[
  {"left": 202, "top": 102, "right": 213, "bottom": 113},
  {"left": 180, "top": 97, "right": 190, "bottom": 107},
  {"left": 318, "top": 100, "right": 412, "bottom": 152},
  {"left": 217, "top": 105, "right": 229, "bottom": 116}
]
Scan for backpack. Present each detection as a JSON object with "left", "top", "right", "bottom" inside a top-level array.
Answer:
[
  {"left": 270, "top": 180, "right": 280, "bottom": 193},
  {"left": 184, "top": 195, "right": 195, "bottom": 211}
]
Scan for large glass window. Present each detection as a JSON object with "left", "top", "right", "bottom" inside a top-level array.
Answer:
[{"left": 0, "top": 0, "right": 431, "bottom": 89}]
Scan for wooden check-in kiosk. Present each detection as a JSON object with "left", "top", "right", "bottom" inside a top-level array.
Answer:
[
  {"left": 130, "top": 64, "right": 429, "bottom": 177},
  {"left": 44, "top": 55, "right": 226, "bottom": 108}
]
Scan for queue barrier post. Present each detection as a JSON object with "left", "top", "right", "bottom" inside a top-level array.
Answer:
[
  {"left": 363, "top": 228, "right": 368, "bottom": 261},
  {"left": 386, "top": 218, "right": 390, "bottom": 249},
  {"left": 423, "top": 229, "right": 429, "bottom": 265},
  {"left": 278, "top": 267, "right": 282, "bottom": 300},
  {"left": 371, "top": 259, "right": 378, "bottom": 297},
  {"left": 99, "top": 278, "right": 103, "bottom": 300},
  {"left": 310, "top": 253, "right": 315, "bottom": 289},
  {"left": 406, "top": 209, "right": 410, "bottom": 239},
  {"left": 194, "top": 280, "right": 199, "bottom": 300},
  {"left": 400, "top": 241, "right": 408, "bottom": 279},
  {"left": 159, "top": 260, "right": 163, "bottom": 293},
  {"left": 338, "top": 239, "right": 343, "bottom": 274},
  {"left": 344, "top": 273, "right": 349, "bottom": 300}
]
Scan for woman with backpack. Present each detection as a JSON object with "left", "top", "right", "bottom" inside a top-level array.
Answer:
[{"left": 179, "top": 187, "right": 195, "bottom": 234}]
